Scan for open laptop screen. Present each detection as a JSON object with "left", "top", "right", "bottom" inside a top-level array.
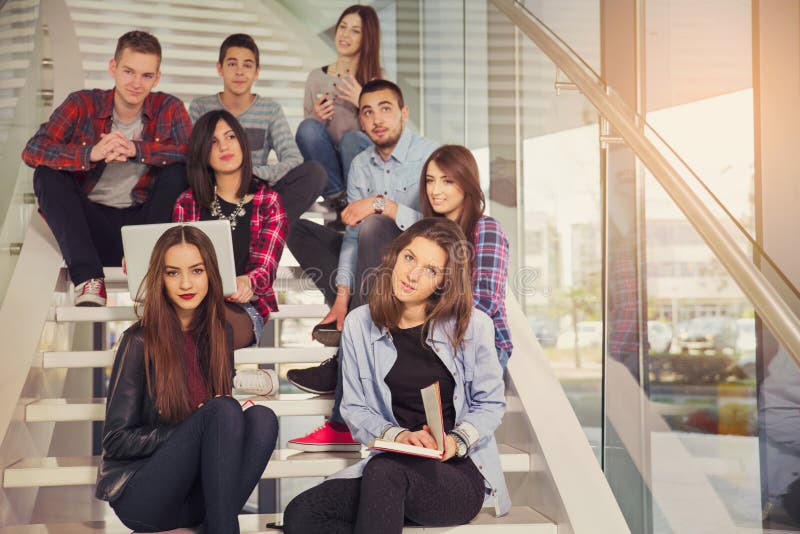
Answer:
[{"left": 121, "top": 220, "right": 237, "bottom": 301}]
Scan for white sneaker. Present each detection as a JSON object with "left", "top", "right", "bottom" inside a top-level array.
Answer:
[
  {"left": 74, "top": 278, "right": 107, "bottom": 307},
  {"left": 234, "top": 368, "right": 279, "bottom": 396}
]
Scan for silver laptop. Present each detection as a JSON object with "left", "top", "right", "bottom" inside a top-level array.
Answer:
[{"left": 121, "top": 220, "right": 237, "bottom": 301}]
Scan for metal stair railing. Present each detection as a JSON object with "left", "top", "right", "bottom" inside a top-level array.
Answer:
[{"left": 491, "top": 0, "right": 800, "bottom": 368}]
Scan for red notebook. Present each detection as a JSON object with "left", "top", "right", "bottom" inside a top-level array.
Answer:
[{"left": 370, "top": 381, "right": 445, "bottom": 459}]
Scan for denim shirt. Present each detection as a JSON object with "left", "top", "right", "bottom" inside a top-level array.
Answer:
[
  {"left": 333, "top": 304, "right": 511, "bottom": 516},
  {"left": 335, "top": 128, "right": 439, "bottom": 288}
]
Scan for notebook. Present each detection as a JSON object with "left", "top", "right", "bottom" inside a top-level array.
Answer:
[
  {"left": 370, "top": 382, "right": 445, "bottom": 460},
  {"left": 121, "top": 220, "right": 237, "bottom": 301}
]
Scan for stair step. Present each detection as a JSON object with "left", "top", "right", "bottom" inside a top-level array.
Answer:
[
  {"left": 1, "top": 28, "right": 36, "bottom": 42},
  {"left": 2, "top": 445, "right": 534, "bottom": 488},
  {"left": 0, "top": 42, "right": 34, "bottom": 57},
  {"left": 66, "top": 0, "right": 253, "bottom": 21},
  {"left": 35, "top": 346, "right": 336, "bottom": 369},
  {"left": 74, "top": 28, "right": 288, "bottom": 52},
  {"left": 0, "top": 11, "right": 37, "bottom": 27},
  {"left": 0, "top": 79, "right": 25, "bottom": 90},
  {"left": 49, "top": 304, "right": 329, "bottom": 322},
  {"left": 67, "top": 12, "right": 272, "bottom": 37},
  {"left": 0, "top": 507, "right": 555, "bottom": 533},
  {"left": 25, "top": 394, "right": 334, "bottom": 422},
  {"left": 0, "top": 60, "right": 30, "bottom": 71}
]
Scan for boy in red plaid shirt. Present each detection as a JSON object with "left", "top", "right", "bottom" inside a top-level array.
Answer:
[{"left": 22, "top": 31, "right": 191, "bottom": 306}]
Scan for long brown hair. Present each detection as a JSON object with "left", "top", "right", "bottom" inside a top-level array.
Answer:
[
  {"left": 337, "top": 5, "right": 381, "bottom": 85},
  {"left": 187, "top": 109, "right": 254, "bottom": 208},
  {"left": 419, "top": 145, "right": 485, "bottom": 240},
  {"left": 369, "top": 218, "right": 473, "bottom": 349},
  {"left": 137, "top": 225, "right": 232, "bottom": 424}
]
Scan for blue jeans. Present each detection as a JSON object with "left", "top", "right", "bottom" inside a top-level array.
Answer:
[
  {"left": 295, "top": 118, "right": 371, "bottom": 197},
  {"left": 235, "top": 301, "right": 265, "bottom": 346}
]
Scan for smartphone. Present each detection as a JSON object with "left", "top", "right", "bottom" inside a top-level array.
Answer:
[{"left": 265, "top": 520, "right": 284, "bottom": 530}]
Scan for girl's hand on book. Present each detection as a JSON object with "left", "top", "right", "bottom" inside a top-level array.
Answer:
[
  {"left": 396, "top": 427, "right": 438, "bottom": 449},
  {"left": 441, "top": 434, "right": 457, "bottom": 461}
]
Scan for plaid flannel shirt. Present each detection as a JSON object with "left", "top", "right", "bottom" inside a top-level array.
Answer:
[
  {"left": 172, "top": 182, "right": 287, "bottom": 321},
  {"left": 473, "top": 215, "right": 513, "bottom": 354},
  {"left": 22, "top": 89, "right": 191, "bottom": 204}
]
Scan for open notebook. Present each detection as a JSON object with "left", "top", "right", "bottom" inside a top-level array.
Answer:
[{"left": 370, "top": 382, "right": 445, "bottom": 460}]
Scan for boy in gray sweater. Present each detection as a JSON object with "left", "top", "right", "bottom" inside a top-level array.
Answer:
[{"left": 189, "top": 34, "right": 325, "bottom": 223}]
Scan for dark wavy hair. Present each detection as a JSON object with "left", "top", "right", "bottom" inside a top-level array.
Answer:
[
  {"left": 336, "top": 5, "right": 382, "bottom": 86},
  {"left": 137, "top": 225, "right": 231, "bottom": 424},
  {"left": 187, "top": 109, "right": 253, "bottom": 208},
  {"left": 420, "top": 145, "right": 485, "bottom": 241},
  {"left": 368, "top": 218, "right": 473, "bottom": 349}
]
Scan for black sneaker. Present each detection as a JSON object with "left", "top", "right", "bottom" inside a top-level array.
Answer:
[
  {"left": 312, "top": 320, "right": 342, "bottom": 347},
  {"left": 287, "top": 355, "right": 338, "bottom": 394}
]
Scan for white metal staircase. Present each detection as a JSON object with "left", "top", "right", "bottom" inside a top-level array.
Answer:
[
  {"left": 0, "top": 216, "right": 564, "bottom": 533},
  {"left": 0, "top": 1, "right": 628, "bottom": 532}
]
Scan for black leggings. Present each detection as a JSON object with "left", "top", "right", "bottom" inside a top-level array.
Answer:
[
  {"left": 283, "top": 453, "right": 486, "bottom": 534},
  {"left": 111, "top": 396, "right": 278, "bottom": 533}
]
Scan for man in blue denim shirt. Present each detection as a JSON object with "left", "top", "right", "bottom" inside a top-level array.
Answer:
[{"left": 287, "top": 80, "right": 439, "bottom": 450}]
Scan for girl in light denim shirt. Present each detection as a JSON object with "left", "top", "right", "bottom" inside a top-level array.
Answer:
[{"left": 284, "top": 218, "right": 509, "bottom": 533}]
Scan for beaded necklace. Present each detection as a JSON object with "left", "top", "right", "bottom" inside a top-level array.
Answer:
[{"left": 209, "top": 185, "right": 246, "bottom": 230}]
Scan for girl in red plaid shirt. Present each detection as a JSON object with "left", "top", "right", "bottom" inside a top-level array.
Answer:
[{"left": 173, "top": 110, "right": 288, "bottom": 350}]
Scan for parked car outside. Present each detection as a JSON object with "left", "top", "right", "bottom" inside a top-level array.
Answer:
[
  {"left": 528, "top": 318, "right": 559, "bottom": 348},
  {"left": 557, "top": 321, "right": 603, "bottom": 349},
  {"left": 735, "top": 318, "right": 756, "bottom": 357},
  {"left": 676, "top": 316, "right": 739, "bottom": 355},
  {"left": 647, "top": 321, "right": 673, "bottom": 354}
]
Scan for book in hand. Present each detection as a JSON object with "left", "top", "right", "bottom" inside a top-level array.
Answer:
[{"left": 369, "top": 381, "right": 445, "bottom": 460}]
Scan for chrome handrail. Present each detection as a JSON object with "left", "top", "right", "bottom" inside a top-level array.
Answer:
[{"left": 490, "top": 0, "right": 800, "bottom": 363}]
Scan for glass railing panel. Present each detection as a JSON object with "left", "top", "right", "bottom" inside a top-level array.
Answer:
[
  {"left": 643, "top": 0, "right": 754, "bottom": 236},
  {"left": 0, "top": 0, "right": 45, "bottom": 304},
  {"left": 505, "top": 0, "right": 800, "bottom": 357},
  {"left": 519, "top": 0, "right": 600, "bottom": 74},
  {"left": 464, "top": 2, "right": 607, "bottom": 455},
  {"left": 611, "top": 161, "right": 795, "bottom": 533}
]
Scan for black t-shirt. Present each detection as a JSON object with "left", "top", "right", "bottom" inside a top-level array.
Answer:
[
  {"left": 384, "top": 324, "right": 456, "bottom": 434},
  {"left": 200, "top": 196, "right": 253, "bottom": 276}
]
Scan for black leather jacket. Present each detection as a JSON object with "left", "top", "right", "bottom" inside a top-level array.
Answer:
[{"left": 95, "top": 322, "right": 233, "bottom": 502}]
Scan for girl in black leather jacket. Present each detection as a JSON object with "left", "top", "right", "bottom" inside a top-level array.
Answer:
[{"left": 95, "top": 225, "right": 279, "bottom": 533}]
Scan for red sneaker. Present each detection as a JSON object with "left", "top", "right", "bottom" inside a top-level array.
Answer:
[
  {"left": 287, "top": 421, "right": 361, "bottom": 452},
  {"left": 75, "top": 278, "right": 107, "bottom": 307}
]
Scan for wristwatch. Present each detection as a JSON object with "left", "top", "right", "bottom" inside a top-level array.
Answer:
[
  {"left": 450, "top": 432, "right": 468, "bottom": 458},
  {"left": 372, "top": 194, "right": 386, "bottom": 215}
]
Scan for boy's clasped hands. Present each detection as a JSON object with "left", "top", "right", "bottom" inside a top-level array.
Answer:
[{"left": 90, "top": 131, "right": 136, "bottom": 164}]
